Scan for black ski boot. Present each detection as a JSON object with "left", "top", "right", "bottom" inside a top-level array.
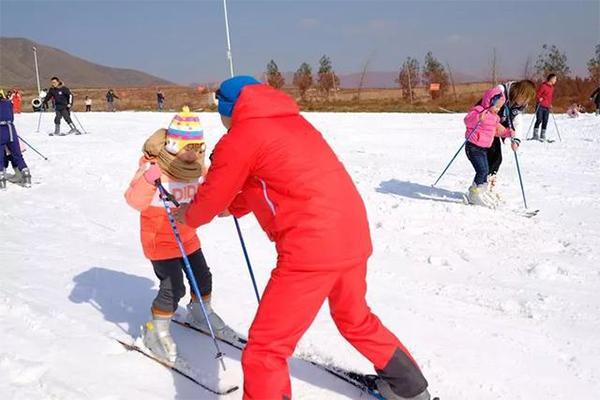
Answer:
[{"left": 50, "top": 124, "right": 60, "bottom": 136}]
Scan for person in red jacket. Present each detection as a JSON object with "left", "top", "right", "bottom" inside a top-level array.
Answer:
[
  {"left": 175, "top": 76, "right": 430, "bottom": 400},
  {"left": 532, "top": 73, "right": 557, "bottom": 141}
]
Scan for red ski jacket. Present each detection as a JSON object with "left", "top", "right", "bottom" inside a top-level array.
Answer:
[
  {"left": 185, "top": 84, "right": 373, "bottom": 268},
  {"left": 536, "top": 82, "right": 555, "bottom": 108}
]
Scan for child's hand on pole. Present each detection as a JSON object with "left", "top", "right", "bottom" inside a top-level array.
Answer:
[
  {"left": 511, "top": 137, "right": 520, "bottom": 152},
  {"left": 143, "top": 163, "right": 162, "bottom": 184}
]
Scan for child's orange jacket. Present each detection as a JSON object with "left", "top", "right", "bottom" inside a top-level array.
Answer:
[{"left": 125, "top": 157, "right": 202, "bottom": 260}]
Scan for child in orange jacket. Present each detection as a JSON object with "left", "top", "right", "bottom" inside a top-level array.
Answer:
[{"left": 124, "top": 107, "right": 238, "bottom": 363}]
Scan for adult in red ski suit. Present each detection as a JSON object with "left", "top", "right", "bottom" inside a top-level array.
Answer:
[{"left": 178, "top": 76, "right": 430, "bottom": 400}]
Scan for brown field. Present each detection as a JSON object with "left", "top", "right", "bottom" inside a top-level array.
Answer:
[{"left": 15, "top": 80, "right": 597, "bottom": 114}]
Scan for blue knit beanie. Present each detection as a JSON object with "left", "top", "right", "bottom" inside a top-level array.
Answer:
[{"left": 216, "top": 75, "right": 260, "bottom": 117}]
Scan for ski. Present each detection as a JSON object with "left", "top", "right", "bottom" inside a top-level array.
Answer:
[
  {"left": 512, "top": 208, "right": 539, "bottom": 218},
  {"left": 172, "top": 317, "right": 386, "bottom": 399},
  {"left": 116, "top": 339, "right": 239, "bottom": 396},
  {"left": 172, "top": 317, "right": 247, "bottom": 348}
]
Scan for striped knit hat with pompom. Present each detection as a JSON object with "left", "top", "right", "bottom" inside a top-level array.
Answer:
[{"left": 165, "top": 106, "right": 205, "bottom": 154}]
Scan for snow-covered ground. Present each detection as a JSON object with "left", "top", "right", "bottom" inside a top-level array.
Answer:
[{"left": 1, "top": 111, "right": 599, "bottom": 400}]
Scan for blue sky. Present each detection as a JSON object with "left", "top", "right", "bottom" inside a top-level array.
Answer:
[{"left": 1, "top": 0, "right": 598, "bottom": 84}]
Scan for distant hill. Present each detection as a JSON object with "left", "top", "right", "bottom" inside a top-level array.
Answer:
[{"left": 0, "top": 37, "right": 173, "bottom": 89}]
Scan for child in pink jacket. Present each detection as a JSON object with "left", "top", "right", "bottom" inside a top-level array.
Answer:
[{"left": 464, "top": 87, "right": 515, "bottom": 208}]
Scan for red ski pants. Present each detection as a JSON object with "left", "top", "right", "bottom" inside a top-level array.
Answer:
[{"left": 241, "top": 261, "right": 416, "bottom": 399}]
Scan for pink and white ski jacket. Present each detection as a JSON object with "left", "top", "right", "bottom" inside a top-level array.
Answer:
[{"left": 464, "top": 87, "right": 514, "bottom": 148}]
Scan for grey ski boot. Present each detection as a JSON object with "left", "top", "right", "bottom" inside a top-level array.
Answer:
[
  {"left": 142, "top": 317, "right": 177, "bottom": 363},
  {"left": 50, "top": 124, "right": 60, "bottom": 136},
  {"left": 68, "top": 122, "right": 81, "bottom": 135},
  {"left": 376, "top": 380, "right": 431, "bottom": 400},
  {"left": 186, "top": 298, "right": 245, "bottom": 345},
  {"left": 531, "top": 128, "right": 540, "bottom": 141},
  {"left": 375, "top": 348, "right": 431, "bottom": 400},
  {"left": 0, "top": 170, "right": 6, "bottom": 190},
  {"left": 539, "top": 129, "right": 547, "bottom": 142},
  {"left": 20, "top": 168, "right": 32, "bottom": 188}
]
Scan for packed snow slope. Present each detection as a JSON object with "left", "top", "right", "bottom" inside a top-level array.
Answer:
[{"left": 1, "top": 111, "right": 599, "bottom": 400}]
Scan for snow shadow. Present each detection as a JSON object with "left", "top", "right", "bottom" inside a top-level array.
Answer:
[
  {"left": 68, "top": 267, "right": 223, "bottom": 399},
  {"left": 377, "top": 179, "right": 465, "bottom": 204},
  {"left": 68, "top": 267, "right": 362, "bottom": 398},
  {"left": 69, "top": 267, "right": 155, "bottom": 337}
]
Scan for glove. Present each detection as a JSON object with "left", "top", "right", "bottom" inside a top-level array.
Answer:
[
  {"left": 67, "top": 104, "right": 72, "bottom": 109},
  {"left": 143, "top": 163, "right": 162, "bottom": 184},
  {"left": 511, "top": 137, "right": 520, "bottom": 152}
]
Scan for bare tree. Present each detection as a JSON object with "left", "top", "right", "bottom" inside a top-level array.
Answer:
[
  {"left": 266, "top": 60, "right": 285, "bottom": 89},
  {"left": 293, "top": 62, "right": 313, "bottom": 101},
  {"left": 523, "top": 55, "right": 533, "bottom": 80},
  {"left": 397, "top": 57, "right": 420, "bottom": 103},
  {"left": 491, "top": 48, "right": 498, "bottom": 85},
  {"left": 446, "top": 62, "right": 458, "bottom": 103},
  {"left": 356, "top": 53, "right": 373, "bottom": 103},
  {"left": 317, "top": 55, "right": 340, "bottom": 100},
  {"left": 422, "top": 51, "right": 449, "bottom": 99}
]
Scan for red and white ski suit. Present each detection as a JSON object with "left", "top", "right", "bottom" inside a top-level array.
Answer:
[{"left": 185, "top": 84, "right": 424, "bottom": 399}]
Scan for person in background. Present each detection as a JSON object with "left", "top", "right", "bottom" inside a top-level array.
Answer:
[
  {"left": 42, "top": 76, "right": 80, "bottom": 136},
  {"left": 9, "top": 89, "right": 22, "bottom": 114},
  {"left": 483, "top": 80, "right": 535, "bottom": 200},
  {"left": 106, "top": 89, "right": 119, "bottom": 112},
  {"left": 590, "top": 86, "right": 600, "bottom": 116},
  {"left": 1, "top": 92, "right": 31, "bottom": 189},
  {"left": 85, "top": 96, "right": 93, "bottom": 112},
  {"left": 157, "top": 89, "right": 165, "bottom": 111},
  {"left": 532, "top": 73, "right": 557, "bottom": 141}
]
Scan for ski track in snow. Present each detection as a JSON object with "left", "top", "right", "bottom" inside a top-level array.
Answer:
[{"left": 1, "top": 111, "right": 599, "bottom": 400}]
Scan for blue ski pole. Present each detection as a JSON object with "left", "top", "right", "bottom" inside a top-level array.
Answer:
[
  {"left": 513, "top": 151, "right": 528, "bottom": 209},
  {"left": 233, "top": 217, "right": 260, "bottom": 303},
  {"left": 432, "top": 119, "right": 482, "bottom": 187},
  {"left": 17, "top": 135, "right": 48, "bottom": 161},
  {"left": 155, "top": 181, "right": 227, "bottom": 371}
]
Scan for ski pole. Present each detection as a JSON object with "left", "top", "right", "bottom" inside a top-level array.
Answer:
[
  {"left": 513, "top": 150, "right": 528, "bottom": 209},
  {"left": 36, "top": 110, "right": 43, "bottom": 133},
  {"left": 550, "top": 110, "right": 562, "bottom": 142},
  {"left": 71, "top": 111, "right": 88, "bottom": 134},
  {"left": 155, "top": 181, "right": 227, "bottom": 371},
  {"left": 432, "top": 119, "right": 482, "bottom": 187},
  {"left": 233, "top": 217, "right": 260, "bottom": 303},
  {"left": 17, "top": 135, "right": 48, "bottom": 161},
  {"left": 524, "top": 104, "right": 539, "bottom": 140}
]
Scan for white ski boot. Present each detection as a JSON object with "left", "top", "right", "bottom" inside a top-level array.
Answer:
[
  {"left": 0, "top": 170, "right": 6, "bottom": 190},
  {"left": 487, "top": 174, "right": 502, "bottom": 203},
  {"left": 376, "top": 379, "right": 431, "bottom": 400},
  {"left": 466, "top": 183, "right": 497, "bottom": 209},
  {"left": 186, "top": 299, "right": 245, "bottom": 345},
  {"left": 142, "top": 317, "right": 177, "bottom": 364}
]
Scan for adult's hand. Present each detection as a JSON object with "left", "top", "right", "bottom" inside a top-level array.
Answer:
[{"left": 174, "top": 203, "right": 190, "bottom": 224}]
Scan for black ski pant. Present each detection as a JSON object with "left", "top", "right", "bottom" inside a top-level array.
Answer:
[
  {"left": 534, "top": 106, "right": 550, "bottom": 130},
  {"left": 487, "top": 136, "right": 502, "bottom": 175},
  {"left": 54, "top": 108, "right": 73, "bottom": 125},
  {"left": 150, "top": 248, "right": 212, "bottom": 315},
  {"left": 1, "top": 127, "right": 27, "bottom": 172}
]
